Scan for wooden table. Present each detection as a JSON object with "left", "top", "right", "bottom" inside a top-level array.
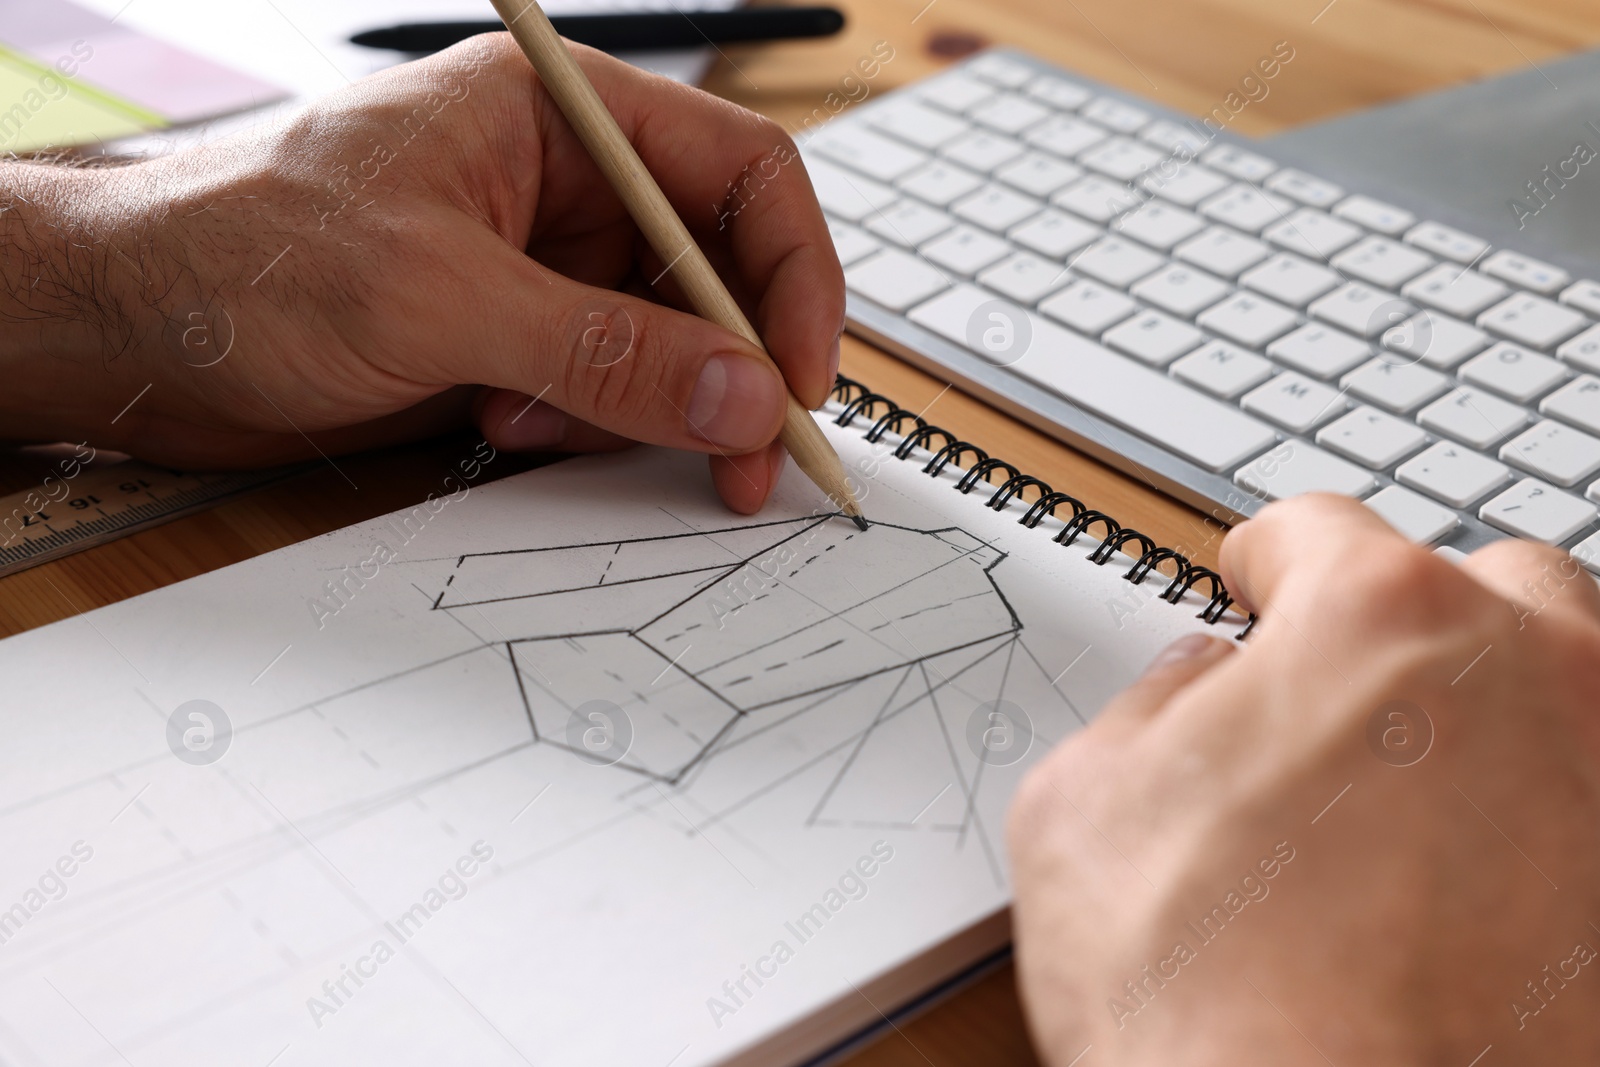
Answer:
[{"left": 3, "top": 0, "right": 1597, "bottom": 1061}]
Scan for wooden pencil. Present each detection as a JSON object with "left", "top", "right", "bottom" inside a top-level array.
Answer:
[{"left": 487, "top": 0, "right": 867, "bottom": 527}]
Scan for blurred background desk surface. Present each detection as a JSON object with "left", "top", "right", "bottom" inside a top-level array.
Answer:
[{"left": 4, "top": 0, "right": 1599, "bottom": 1062}]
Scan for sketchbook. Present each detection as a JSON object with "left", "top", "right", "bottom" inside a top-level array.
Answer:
[{"left": 0, "top": 378, "right": 1245, "bottom": 1067}]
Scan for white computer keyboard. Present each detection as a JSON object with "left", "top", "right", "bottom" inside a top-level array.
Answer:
[{"left": 807, "top": 48, "right": 1600, "bottom": 565}]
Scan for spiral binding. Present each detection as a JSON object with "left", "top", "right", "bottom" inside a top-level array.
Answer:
[{"left": 830, "top": 376, "right": 1253, "bottom": 636}]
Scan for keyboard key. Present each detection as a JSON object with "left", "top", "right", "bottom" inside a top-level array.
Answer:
[
  {"left": 1558, "top": 323, "right": 1600, "bottom": 373},
  {"left": 1023, "top": 115, "right": 1109, "bottom": 159},
  {"left": 1263, "top": 169, "right": 1343, "bottom": 209},
  {"left": 1404, "top": 221, "right": 1489, "bottom": 264},
  {"left": 827, "top": 220, "right": 882, "bottom": 267},
  {"left": 1262, "top": 209, "right": 1363, "bottom": 261},
  {"left": 1341, "top": 356, "right": 1451, "bottom": 413},
  {"left": 1500, "top": 420, "right": 1600, "bottom": 487},
  {"left": 919, "top": 225, "right": 1013, "bottom": 276},
  {"left": 808, "top": 158, "right": 898, "bottom": 222},
  {"left": 1199, "top": 184, "right": 1294, "bottom": 234},
  {"left": 867, "top": 99, "right": 971, "bottom": 149},
  {"left": 1139, "top": 120, "right": 1207, "bottom": 154},
  {"left": 1198, "top": 291, "right": 1300, "bottom": 348},
  {"left": 1570, "top": 530, "right": 1600, "bottom": 574},
  {"left": 846, "top": 248, "right": 951, "bottom": 311},
  {"left": 1480, "top": 249, "right": 1571, "bottom": 295},
  {"left": 1310, "top": 282, "right": 1412, "bottom": 339},
  {"left": 1317, "top": 407, "right": 1428, "bottom": 469},
  {"left": 1380, "top": 311, "right": 1489, "bottom": 370},
  {"left": 1364, "top": 485, "right": 1461, "bottom": 544},
  {"left": 810, "top": 123, "right": 929, "bottom": 182},
  {"left": 1479, "top": 297, "right": 1586, "bottom": 359},
  {"left": 1140, "top": 163, "right": 1231, "bottom": 208},
  {"left": 1332, "top": 195, "right": 1416, "bottom": 236},
  {"left": 895, "top": 160, "right": 985, "bottom": 207},
  {"left": 1396, "top": 441, "right": 1513, "bottom": 508},
  {"left": 864, "top": 199, "right": 955, "bottom": 248},
  {"left": 1082, "top": 96, "right": 1150, "bottom": 132},
  {"left": 1171, "top": 340, "right": 1276, "bottom": 398},
  {"left": 1240, "top": 252, "right": 1341, "bottom": 307},
  {"left": 1400, "top": 264, "right": 1508, "bottom": 319},
  {"left": 951, "top": 184, "right": 1042, "bottom": 232},
  {"left": 1541, "top": 375, "right": 1600, "bottom": 434},
  {"left": 977, "top": 251, "right": 1070, "bottom": 304},
  {"left": 1071, "top": 237, "right": 1164, "bottom": 288},
  {"left": 1008, "top": 209, "right": 1100, "bottom": 259},
  {"left": 1480, "top": 479, "right": 1597, "bottom": 545},
  {"left": 1240, "top": 372, "right": 1348, "bottom": 433},
  {"left": 1417, "top": 387, "right": 1531, "bottom": 449},
  {"left": 1559, "top": 279, "right": 1600, "bottom": 318},
  {"left": 967, "top": 52, "right": 1036, "bottom": 88},
  {"left": 1102, "top": 309, "right": 1205, "bottom": 366},
  {"left": 1026, "top": 74, "right": 1093, "bottom": 110},
  {"left": 968, "top": 92, "right": 1052, "bottom": 134},
  {"left": 994, "top": 152, "right": 1083, "bottom": 197},
  {"left": 1173, "top": 226, "right": 1271, "bottom": 279},
  {"left": 915, "top": 71, "right": 998, "bottom": 113},
  {"left": 1318, "top": 404, "right": 1433, "bottom": 470},
  {"left": 1235, "top": 440, "right": 1376, "bottom": 501},
  {"left": 909, "top": 284, "right": 1277, "bottom": 471},
  {"left": 1331, "top": 235, "right": 1435, "bottom": 289},
  {"left": 1038, "top": 279, "right": 1137, "bottom": 334},
  {"left": 1114, "top": 201, "right": 1205, "bottom": 251},
  {"left": 939, "top": 128, "right": 1027, "bottom": 172},
  {"left": 1202, "top": 144, "right": 1277, "bottom": 183},
  {"left": 1459, "top": 342, "right": 1568, "bottom": 404},
  {"left": 1079, "top": 137, "right": 1168, "bottom": 181},
  {"left": 1267, "top": 323, "right": 1370, "bottom": 380},
  {"left": 1051, "top": 175, "right": 1142, "bottom": 223},
  {"left": 1131, "top": 263, "right": 1231, "bottom": 318}
]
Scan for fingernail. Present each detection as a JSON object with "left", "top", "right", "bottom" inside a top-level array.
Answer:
[
  {"left": 687, "top": 353, "right": 782, "bottom": 450},
  {"left": 826, "top": 336, "right": 841, "bottom": 393},
  {"left": 496, "top": 400, "right": 566, "bottom": 450},
  {"left": 1142, "top": 633, "right": 1228, "bottom": 676},
  {"left": 769, "top": 443, "right": 788, "bottom": 485}
]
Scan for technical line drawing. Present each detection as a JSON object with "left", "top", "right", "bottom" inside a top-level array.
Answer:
[
  {"left": 432, "top": 516, "right": 1016, "bottom": 778},
  {"left": 416, "top": 513, "right": 1085, "bottom": 881}
]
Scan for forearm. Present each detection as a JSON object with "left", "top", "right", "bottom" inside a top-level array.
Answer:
[{"left": 0, "top": 161, "right": 146, "bottom": 438}]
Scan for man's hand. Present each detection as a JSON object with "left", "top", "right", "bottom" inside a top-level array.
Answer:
[
  {"left": 1008, "top": 496, "right": 1600, "bottom": 1064},
  {"left": 0, "top": 35, "right": 843, "bottom": 513}
]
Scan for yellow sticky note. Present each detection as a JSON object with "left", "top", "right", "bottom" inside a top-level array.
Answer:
[{"left": 0, "top": 45, "right": 163, "bottom": 153}]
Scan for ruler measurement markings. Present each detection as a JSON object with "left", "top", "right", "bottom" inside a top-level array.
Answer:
[{"left": 0, "top": 461, "right": 310, "bottom": 578}]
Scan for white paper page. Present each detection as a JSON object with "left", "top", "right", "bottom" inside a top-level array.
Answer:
[{"left": 0, "top": 413, "right": 1240, "bottom": 1066}]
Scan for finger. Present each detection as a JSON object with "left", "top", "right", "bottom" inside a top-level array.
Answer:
[
  {"left": 723, "top": 156, "right": 846, "bottom": 411},
  {"left": 390, "top": 246, "right": 787, "bottom": 455},
  {"left": 1219, "top": 493, "right": 1412, "bottom": 616},
  {"left": 519, "top": 41, "right": 843, "bottom": 409},
  {"left": 710, "top": 441, "right": 787, "bottom": 514},
  {"left": 1090, "top": 634, "right": 1236, "bottom": 740},
  {"left": 475, "top": 388, "right": 635, "bottom": 453},
  {"left": 1458, "top": 538, "right": 1600, "bottom": 624}
]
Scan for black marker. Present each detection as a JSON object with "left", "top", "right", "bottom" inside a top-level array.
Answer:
[{"left": 351, "top": 7, "right": 846, "bottom": 54}]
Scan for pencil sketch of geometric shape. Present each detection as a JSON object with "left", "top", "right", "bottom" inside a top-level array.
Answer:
[{"left": 429, "top": 516, "right": 1021, "bottom": 784}]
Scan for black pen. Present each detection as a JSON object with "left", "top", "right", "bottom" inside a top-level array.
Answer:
[{"left": 351, "top": 7, "right": 846, "bottom": 54}]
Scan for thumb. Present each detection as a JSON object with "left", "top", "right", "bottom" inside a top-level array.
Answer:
[
  {"left": 423, "top": 246, "right": 788, "bottom": 455},
  {"left": 1093, "top": 634, "right": 1236, "bottom": 739}
]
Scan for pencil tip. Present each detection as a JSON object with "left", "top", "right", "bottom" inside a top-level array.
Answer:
[{"left": 852, "top": 514, "right": 869, "bottom": 531}]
